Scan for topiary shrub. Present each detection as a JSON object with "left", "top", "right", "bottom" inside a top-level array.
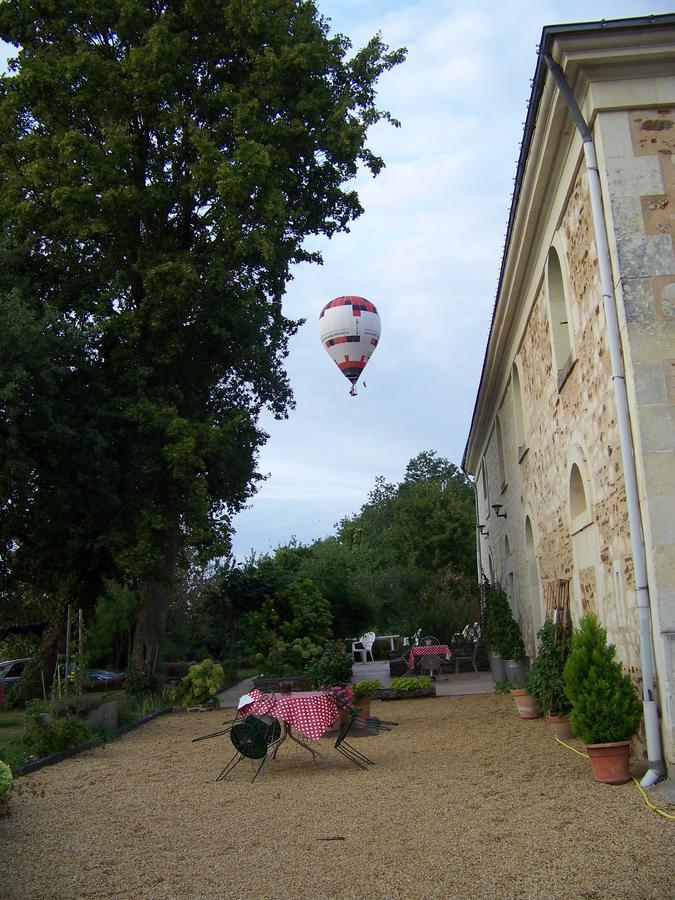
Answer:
[
  {"left": 180, "top": 659, "right": 225, "bottom": 706},
  {"left": 563, "top": 614, "right": 642, "bottom": 744}
]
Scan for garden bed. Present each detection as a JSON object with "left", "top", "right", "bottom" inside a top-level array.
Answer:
[{"left": 376, "top": 687, "right": 436, "bottom": 700}]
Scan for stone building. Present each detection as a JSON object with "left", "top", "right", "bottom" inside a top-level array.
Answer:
[{"left": 462, "top": 15, "right": 675, "bottom": 776}]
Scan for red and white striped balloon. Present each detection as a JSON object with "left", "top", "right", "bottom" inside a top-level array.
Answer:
[{"left": 319, "top": 296, "right": 381, "bottom": 394}]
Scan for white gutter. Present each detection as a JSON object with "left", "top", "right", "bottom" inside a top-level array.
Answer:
[{"left": 542, "top": 53, "right": 664, "bottom": 786}]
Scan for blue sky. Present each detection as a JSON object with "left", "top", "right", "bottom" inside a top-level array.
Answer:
[{"left": 2, "top": 3, "right": 672, "bottom": 561}]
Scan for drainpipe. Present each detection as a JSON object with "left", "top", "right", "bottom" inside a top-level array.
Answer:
[{"left": 542, "top": 53, "right": 665, "bottom": 786}]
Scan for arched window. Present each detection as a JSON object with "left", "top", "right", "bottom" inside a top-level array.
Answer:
[
  {"left": 511, "top": 363, "right": 526, "bottom": 454},
  {"left": 569, "top": 458, "right": 594, "bottom": 537},
  {"left": 496, "top": 417, "right": 506, "bottom": 490},
  {"left": 570, "top": 463, "right": 587, "bottom": 520},
  {"left": 525, "top": 517, "right": 542, "bottom": 638},
  {"left": 480, "top": 460, "right": 489, "bottom": 518},
  {"left": 504, "top": 534, "right": 516, "bottom": 614},
  {"left": 547, "top": 246, "right": 574, "bottom": 384}
]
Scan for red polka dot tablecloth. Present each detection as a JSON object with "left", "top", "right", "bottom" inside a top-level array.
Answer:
[
  {"left": 239, "top": 689, "right": 339, "bottom": 741},
  {"left": 406, "top": 645, "right": 451, "bottom": 671}
]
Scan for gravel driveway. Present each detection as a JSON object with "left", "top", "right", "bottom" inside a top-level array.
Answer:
[{"left": 1, "top": 694, "right": 673, "bottom": 899}]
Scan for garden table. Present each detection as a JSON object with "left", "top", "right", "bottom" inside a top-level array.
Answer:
[
  {"left": 405, "top": 645, "right": 451, "bottom": 672},
  {"left": 238, "top": 689, "right": 339, "bottom": 767}
]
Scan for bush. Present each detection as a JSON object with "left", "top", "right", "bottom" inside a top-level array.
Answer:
[
  {"left": 390, "top": 676, "right": 433, "bottom": 692},
  {"left": 306, "top": 641, "right": 353, "bottom": 689},
  {"left": 0, "top": 760, "right": 12, "bottom": 797},
  {"left": 124, "top": 664, "right": 163, "bottom": 697},
  {"left": 482, "top": 582, "right": 525, "bottom": 659},
  {"left": 527, "top": 620, "right": 571, "bottom": 717},
  {"left": 180, "top": 659, "right": 225, "bottom": 706},
  {"left": 563, "top": 614, "right": 642, "bottom": 744},
  {"left": 352, "top": 678, "right": 382, "bottom": 699},
  {"left": 23, "top": 713, "right": 93, "bottom": 758}
]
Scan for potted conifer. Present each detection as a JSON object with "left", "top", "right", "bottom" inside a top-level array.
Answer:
[{"left": 563, "top": 614, "right": 642, "bottom": 784}]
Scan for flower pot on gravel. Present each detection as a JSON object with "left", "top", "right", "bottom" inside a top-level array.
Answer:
[
  {"left": 547, "top": 714, "right": 573, "bottom": 741},
  {"left": 511, "top": 688, "right": 541, "bottom": 719},
  {"left": 585, "top": 741, "right": 632, "bottom": 785}
]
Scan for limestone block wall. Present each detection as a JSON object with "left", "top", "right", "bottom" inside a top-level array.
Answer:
[
  {"left": 598, "top": 106, "right": 675, "bottom": 763},
  {"left": 478, "top": 167, "right": 638, "bottom": 672}
]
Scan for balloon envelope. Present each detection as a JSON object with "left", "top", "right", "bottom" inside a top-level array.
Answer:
[{"left": 319, "top": 296, "right": 380, "bottom": 388}]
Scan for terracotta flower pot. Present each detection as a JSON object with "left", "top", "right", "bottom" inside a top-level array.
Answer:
[
  {"left": 511, "top": 688, "right": 541, "bottom": 719},
  {"left": 585, "top": 740, "right": 632, "bottom": 784},
  {"left": 547, "top": 714, "right": 573, "bottom": 740},
  {"left": 353, "top": 697, "right": 372, "bottom": 719}
]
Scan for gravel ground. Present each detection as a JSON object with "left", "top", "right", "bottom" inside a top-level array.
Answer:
[{"left": 1, "top": 694, "right": 673, "bottom": 899}]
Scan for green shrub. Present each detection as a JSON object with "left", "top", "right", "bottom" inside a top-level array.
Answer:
[
  {"left": 0, "top": 760, "right": 12, "bottom": 797},
  {"left": 482, "top": 582, "right": 525, "bottom": 659},
  {"left": 493, "top": 680, "right": 510, "bottom": 695},
  {"left": 527, "top": 620, "right": 571, "bottom": 717},
  {"left": 390, "top": 676, "right": 433, "bottom": 693},
  {"left": 23, "top": 714, "right": 93, "bottom": 758},
  {"left": 563, "top": 614, "right": 642, "bottom": 744},
  {"left": 124, "top": 664, "right": 163, "bottom": 697},
  {"left": 306, "top": 641, "right": 353, "bottom": 688},
  {"left": 352, "top": 678, "right": 382, "bottom": 699},
  {"left": 180, "top": 659, "right": 225, "bottom": 706}
]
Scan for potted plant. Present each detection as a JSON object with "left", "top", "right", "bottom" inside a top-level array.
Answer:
[
  {"left": 527, "top": 620, "right": 572, "bottom": 737},
  {"left": 563, "top": 614, "right": 642, "bottom": 784},
  {"left": 351, "top": 678, "right": 382, "bottom": 718},
  {"left": 482, "top": 581, "right": 507, "bottom": 682}
]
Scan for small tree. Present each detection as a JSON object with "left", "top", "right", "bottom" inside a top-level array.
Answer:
[
  {"left": 482, "top": 582, "right": 525, "bottom": 659},
  {"left": 563, "top": 614, "right": 642, "bottom": 744}
]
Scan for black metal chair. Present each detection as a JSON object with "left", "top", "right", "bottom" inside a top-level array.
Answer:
[
  {"left": 322, "top": 688, "right": 397, "bottom": 770},
  {"left": 215, "top": 714, "right": 283, "bottom": 782}
]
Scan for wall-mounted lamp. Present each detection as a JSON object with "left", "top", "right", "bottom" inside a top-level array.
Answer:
[
  {"left": 477, "top": 523, "right": 489, "bottom": 536},
  {"left": 491, "top": 503, "right": 507, "bottom": 519}
]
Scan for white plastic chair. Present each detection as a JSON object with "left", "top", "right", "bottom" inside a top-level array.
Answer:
[{"left": 359, "top": 631, "right": 376, "bottom": 662}]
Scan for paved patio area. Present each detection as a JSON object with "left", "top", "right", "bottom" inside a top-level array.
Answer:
[{"left": 217, "top": 660, "right": 494, "bottom": 708}]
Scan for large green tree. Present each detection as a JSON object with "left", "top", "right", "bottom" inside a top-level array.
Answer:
[{"left": 0, "top": 1, "right": 404, "bottom": 667}]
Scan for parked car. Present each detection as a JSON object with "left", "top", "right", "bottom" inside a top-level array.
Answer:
[
  {"left": 0, "top": 657, "right": 30, "bottom": 687},
  {"left": 85, "top": 668, "right": 125, "bottom": 688}
]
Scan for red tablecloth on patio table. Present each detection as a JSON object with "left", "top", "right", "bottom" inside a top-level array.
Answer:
[
  {"left": 239, "top": 689, "right": 339, "bottom": 742},
  {"left": 406, "top": 645, "right": 451, "bottom": 671}
]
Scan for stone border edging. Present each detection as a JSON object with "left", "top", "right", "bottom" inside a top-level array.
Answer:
[{"left": 11, "top": 707, "right": 173, "bottom": 776}]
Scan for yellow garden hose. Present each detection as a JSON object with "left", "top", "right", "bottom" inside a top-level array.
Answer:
[{"left": 554, "top": 736, "right": 675, "bottom": 821}]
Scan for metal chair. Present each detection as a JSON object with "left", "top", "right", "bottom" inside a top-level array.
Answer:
[
  {"left": 453, "top": 640, "right": 480, "bottom": 674},
  {"left": 215, "top": 714, "right": 283, "bottom": 782},
  {"left": 418, "top": 653, "right": 445, "bottom": 680}
]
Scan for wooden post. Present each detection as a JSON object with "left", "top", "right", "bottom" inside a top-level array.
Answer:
[
  {"left": 78, "top": 608, "right": 83, "bottom": 695},
  {"left": 64, "top": 605, "right": 72, "bottom": 698}
]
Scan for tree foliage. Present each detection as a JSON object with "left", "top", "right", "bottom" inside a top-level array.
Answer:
[
  {"left": 0, "top": 1, "right": 405, "bottom": 667},
  {"left": 563, "top": 614, "right": 642, "bottom": 744}
]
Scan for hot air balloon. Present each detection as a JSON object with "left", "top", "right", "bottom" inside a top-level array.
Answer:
[{"left": 319, "top": 295, "right": 381, "bottom": 395}]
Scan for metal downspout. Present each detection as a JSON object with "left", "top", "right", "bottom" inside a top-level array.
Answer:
[{"left": 542, "top": 53, "right": 665, "bottom": 785}]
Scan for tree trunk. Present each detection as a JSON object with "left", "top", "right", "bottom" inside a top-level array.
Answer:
[{"left": 131, "top": 527, "right": 178, "bottom": 670}]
